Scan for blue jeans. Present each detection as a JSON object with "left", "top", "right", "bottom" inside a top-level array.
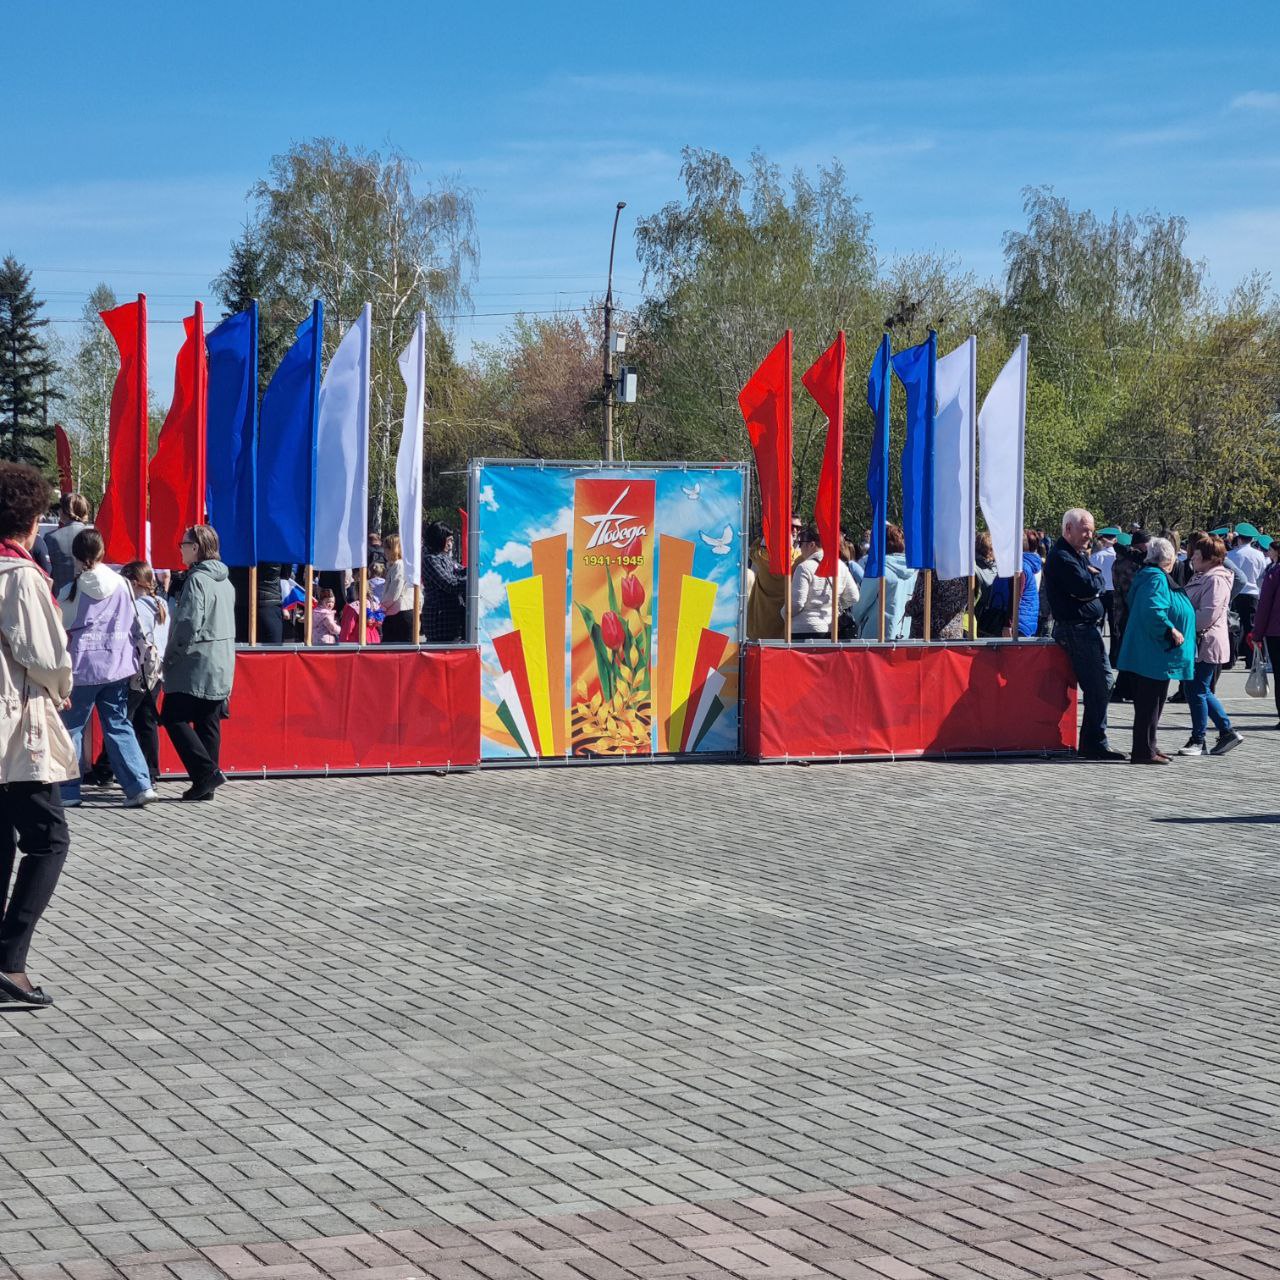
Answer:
[
  {"left": 60, "top": 679, "right": 152, "bottom": 804},
  {"left": 1053, "top": 620, "right": 1115, "bottom": 751},
  {"left": 1183, "top": 661, "right": 1230, "bottom": 741}
]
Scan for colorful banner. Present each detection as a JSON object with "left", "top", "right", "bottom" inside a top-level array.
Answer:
[{"left": 471, "top": 462, "right": 747, "bottom": 761}]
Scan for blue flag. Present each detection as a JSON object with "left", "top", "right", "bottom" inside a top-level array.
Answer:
[
  {"left": 205, "top": 305, "right": 258, "bottom": 567},
  {"left": 865, "top": 334, "right": 892, "bottom": 579},
  {"left": 892, "top": 331, "right": 937, "bottom": 570},
  {"left": 257, "top": 301, "right": 323, "bottom": 566}
]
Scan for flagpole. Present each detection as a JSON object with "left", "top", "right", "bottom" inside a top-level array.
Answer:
[
  {"left": 135, "top": 294, "right": 148, "bottom": 561},
  {"left": 359, "top": 566, "right": 368, "bottom": 645},
  {"left": 878, "top": 576, "right": 886, "bottom": 643},
  {"left": 304, "top": 566, "right": 314, "bottom": 645},
  {"left": 968, "top": 334, "right": 978, "bottom": 640},
  {"left": 830, "top": 568, "right": 838, "bottom": 643},
  {"left": 784, "top": 559, "right": 793, "bottom": 644},
  {"left": 1011, "top": 333, "right": 1029, "bottom": 645},
  {"left": 412, "top": 584, "right": 422, "bottom": 645},
  {"left": 248, "top": 566, "right": 258, "bottom": 646}
]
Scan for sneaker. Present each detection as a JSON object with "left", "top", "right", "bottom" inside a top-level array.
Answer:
[
  {"left": 1210, "top": 729, "right": 1244, "bottom": 756},
  {"left": 1178, "top": 739, "right": 1206, "bottom": 757},
  {"left": 123, "top": 788, "right": 159, "bottom": 808}
]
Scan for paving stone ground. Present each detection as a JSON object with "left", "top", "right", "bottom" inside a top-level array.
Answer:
[{"left": 2, "top": 674, "right": 1279, "bottom": 1279}]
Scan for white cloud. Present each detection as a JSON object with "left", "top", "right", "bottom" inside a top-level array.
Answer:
[
  {"left": 494, "top": 541, "right": 533, "bottom": 568},
  {"left": 479, "top": 484, "right": 499, "bottom": 511},
  {"left": 1230, "top": 91, "right": 1280, "bottom": 111},
  {"left": 524, "top": 505, "right": 574, "bottom": 544},
  {"left": 478, "top": 570, "right": 507, "bottom": 614}
]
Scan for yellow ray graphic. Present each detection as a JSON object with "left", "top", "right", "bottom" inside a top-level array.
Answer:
[
  {"left": 531, "top": 534, "right": 568, "bottom": 757},
  {"left": 666, "top": 575, "right": 717, "bottom": 753},
  {"left": 507, "top": 576, "right": 555, "bottom": 756}
]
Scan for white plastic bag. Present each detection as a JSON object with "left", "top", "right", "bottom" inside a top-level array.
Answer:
[{"left": 1246, "top": 647, "right": 1269, "bottom": 699}]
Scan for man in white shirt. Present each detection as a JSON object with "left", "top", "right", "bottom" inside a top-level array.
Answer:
[
  {"left": 1090, "top": 527, "right": 1118, "bottom": 642},
  {"left": 1227, "top": 523, "right": 1268, "bottom": 662}
]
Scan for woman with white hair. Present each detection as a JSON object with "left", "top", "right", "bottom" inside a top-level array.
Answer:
[{"left": 1116, "top": 536, "right": 1195, "bottom": 764}]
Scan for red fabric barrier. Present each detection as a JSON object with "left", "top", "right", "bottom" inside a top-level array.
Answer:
[
  {"left": 743, "top": 642, "right": 1077, "bottom": 761},
  {"left": 156, "top": 647, "right": 480, "bottom": 776}
]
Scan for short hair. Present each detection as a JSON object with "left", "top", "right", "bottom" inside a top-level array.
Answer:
[
  {"left": 885, "top": 524, "right": 906, "bottom": 555},
  {"left": 1062, "top": 507, "right": 1092, "bottom": 534},
  {"left": 975, "top": 530, "right": 993, "bottom": 561},
  {"left": 60, "top": 492, "right": 90, "bottom": 522},
  {"left": 1132, "top": 528, "right": 1150, "bottom": 547},
  {"left": 425, "top": 521, "right": 453, "bottom": 554},
  {"left": 1195, "top": 533, "right": 1227, "bottom": 566},
  {"left": 0, "top": 463, "right": 52, "bottom": 540},
  {"left": 799, "top": 523, "right": 821, "bottom": 545},
  {"left": 1145, "top": 536, "right": 1175, "bottom": 567},
  {"left": 72, "top": 527, "right": 105, "bottom": 565},
  {"left": 185, "top": 524, "right": 220, "bottom": 562},
  {"left": 1023, "top": 528, "right": 1039, "bottom": 552}
]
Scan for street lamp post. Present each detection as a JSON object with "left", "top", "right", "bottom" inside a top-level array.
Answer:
[{"left": 603, "top": 200, "right": 626, "bottom": 462}]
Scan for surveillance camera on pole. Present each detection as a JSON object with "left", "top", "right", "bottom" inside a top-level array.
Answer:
[{"left": 616, "top": 366, "right": 638, "bottom": 405}]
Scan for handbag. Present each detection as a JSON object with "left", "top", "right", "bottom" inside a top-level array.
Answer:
[{"left": 1246, "top": 646, "right": 1269, "bottom": 699}]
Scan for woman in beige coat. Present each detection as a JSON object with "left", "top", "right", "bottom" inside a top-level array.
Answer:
[{"left": 0, "top": 463, "right": 77, "bottom": 1010}]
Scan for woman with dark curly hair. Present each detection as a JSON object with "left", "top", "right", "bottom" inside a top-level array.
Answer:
[{"left": 0, "top": 462, "right": 77, "bottom": 1010}]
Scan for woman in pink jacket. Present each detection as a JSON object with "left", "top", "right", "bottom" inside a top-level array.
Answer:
[{"left": 1178, "top": 533, "right": 1243, "bottom": 756}]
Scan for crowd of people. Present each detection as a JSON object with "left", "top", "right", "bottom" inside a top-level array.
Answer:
[
  {"left": 4, "top": 456, "right": 1277, "bottom": 1011},
  {"left": 746, "top": 519, "right": 1050, "bottom": 643},
  {"left": 0, "top": 463, "right": 236, "bottom": 1008},
  {"left": 745, "top": 506, "right": 1278, "bottom": 765}
]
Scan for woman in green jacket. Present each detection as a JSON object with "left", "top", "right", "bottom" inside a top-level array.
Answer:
[{"left": 1117, "top": 537, "right": 1195, "bottom": 764}]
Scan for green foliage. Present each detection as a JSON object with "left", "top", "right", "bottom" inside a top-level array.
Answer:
[
  {"left": 0, "top": 255, "right": 58, "bottom": 466},
  {"left": 229, "top": 138, "right": 479, "bottom": 531}
]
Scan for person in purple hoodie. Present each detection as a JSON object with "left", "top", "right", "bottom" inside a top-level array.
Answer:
[{"left": 56, "top": 529, "right": 157, "bottom": 809}]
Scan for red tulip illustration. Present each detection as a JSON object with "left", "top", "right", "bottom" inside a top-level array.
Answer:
[
  {"left": 601, "top": 610, "right": 626, "bottom": 652},
  {"left": 621, "top": 572, "right": 645, "bottom": 611}
]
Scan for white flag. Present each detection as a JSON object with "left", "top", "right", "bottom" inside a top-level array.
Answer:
[
  {"left": 313, "top": 303, "right": 371, "bottom": 571},
  {"left": 933, "top": 335, "right": 977, "bottom": 581},
  {"left": 978, "top": 335, "right": 1028, "bottom": 579},
  {"left": 396, "top": 311, "right": 426, "bottom": 587}
]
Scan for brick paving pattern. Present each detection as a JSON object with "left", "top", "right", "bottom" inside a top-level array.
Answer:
[{"left": 1, "top": 678, "right": 1278, "bottom": 1278}]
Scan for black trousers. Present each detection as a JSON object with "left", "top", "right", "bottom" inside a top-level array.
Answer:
[
  {"left": 1235, "top": 596, "right": 1257, "bottom": 664},
  {"left": 161, "top": 692, "right": 224, "bottom": 785},
  {"left": 0, "top": 782, "right": 70, "bottom": 973},
  {"left": 1268, "top": 636, "right": 1280, "bottom": 718},
  {"left": 1130, "top": 674, "right": 1169, "bottom": 761},
  {"left": 381, "top": 611, "right": 413, "bottom": 644}
]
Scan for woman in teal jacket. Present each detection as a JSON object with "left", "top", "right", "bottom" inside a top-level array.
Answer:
[{"left": 1117, "top": 537, "right": 1195, "bottom": 763}]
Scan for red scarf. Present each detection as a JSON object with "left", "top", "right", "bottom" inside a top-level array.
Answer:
[{"left": 0, "top": 538, "right": 59, "bottom": 605}]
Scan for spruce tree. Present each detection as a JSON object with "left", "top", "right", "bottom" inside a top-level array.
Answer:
[
  {"left": 212, "top": 225, "right": 285, "bottom": 397},
  {"left": 0, "top": 255, "right": 58, "bottom": 465}
]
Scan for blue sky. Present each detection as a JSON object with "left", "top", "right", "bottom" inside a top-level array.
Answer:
[{"left": 6, "top": 1, "right": 1280, "bottom": 396}]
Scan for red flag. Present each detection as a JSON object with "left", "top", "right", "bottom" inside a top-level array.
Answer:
[
  {"left": 54, "top": 424, "right": 73, "bottom": 495},
  {"left": 148, "top": 304, "right": 208, "bottom": 569},
  {"left": 457, "top": 507, "right": 468, "bottom": 568},
  {"left": 802, "top": 332, "right": 846, "bottom": 579},
  {"left": 738, "top": 331, "right": 793, "bottom": 574},
  {"left": 97, "top": 296, "right": 149, "bottom": 564}
]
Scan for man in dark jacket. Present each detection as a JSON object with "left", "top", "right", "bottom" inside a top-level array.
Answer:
[{"left": 1045, "top": 508, "right": 1123, "bottom": 760}]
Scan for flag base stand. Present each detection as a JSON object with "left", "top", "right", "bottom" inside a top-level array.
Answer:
[{"left": 741, "top": 639, "right": 1078, "bottom": 763}]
